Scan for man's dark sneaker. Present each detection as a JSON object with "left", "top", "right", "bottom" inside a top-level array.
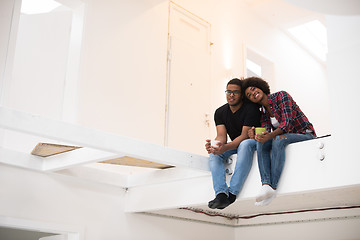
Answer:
[
  {"left": 228, "top": 192, "right": 236, "bottom": 205},
  {"left": 208, "top": 193, "right": 229, "bottom": 209},
  {"left": 208, "top": 192, "right": 237, "bottom": 210}
]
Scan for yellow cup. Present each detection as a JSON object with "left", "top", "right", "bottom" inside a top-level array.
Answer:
[{"left": 255, "top": 127, "right": 266, "bottom": 135}]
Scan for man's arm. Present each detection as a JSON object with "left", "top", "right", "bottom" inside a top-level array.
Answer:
[
  {"left": 211, "top": 125, "right": 251, "bottom": 155},
  {"left": 205, "top": 124, "right": 227, "bottom": 154},
  {"left": 215, "top": 125, "right": 228, "bottom": 143}
]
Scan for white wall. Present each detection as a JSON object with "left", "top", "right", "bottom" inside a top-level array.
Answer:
[
  {"left": 0, "top": 0, "right": 332, "bottom": 142},
  {"left": 0, "top": 164, "right": 233, "bottom": 240},
  {"left": 0, "top": 4, "right": 77, "bottom": 155},
  {"left": 76, "top": 0, "right": 331, "bottom": 146},
  {"left": 242, "top": 20, "right": 330, "bottom": 138},
  {"left": 0, "top": 0, "right": 332, "bottom": 147},
  {"left": 0, "top": 0, "right": 15, "bottom": 103},
  {"left": 235, "top": 217, "right": 360, "bottom": 240},
  {"left": 325, "top": 14, "right": 360, "bottom": 187},
  {"left": 168, "top": 0, "right": 330, "bottom": 137},
  {"left": 5, "top": 11, "right": 72, "bottom": 120},
  {"left": 233, "top": 1, "right": 360, "bottom": 237},
  {"left": 77, "top": 0, "right": 169, "bottom": 145}
]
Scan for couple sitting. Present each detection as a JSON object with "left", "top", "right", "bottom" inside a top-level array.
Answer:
[{"left": 205, "top": 77, "right": 316, "bottom": 209}]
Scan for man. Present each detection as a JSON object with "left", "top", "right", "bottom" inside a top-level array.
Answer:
[{"left": 205, "top": 78, "right": 260, "bottom": 209}]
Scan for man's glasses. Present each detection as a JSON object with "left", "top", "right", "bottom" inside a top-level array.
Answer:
[{"left": 225, "top": 90, "right": 241, "bottom": 96}]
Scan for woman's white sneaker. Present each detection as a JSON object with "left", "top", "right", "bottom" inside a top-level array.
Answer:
[{"left": 255, "top": 185, "right": 276, "bottom": 203}]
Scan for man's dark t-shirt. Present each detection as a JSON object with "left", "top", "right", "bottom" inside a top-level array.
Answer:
[{"left": 214, "top": 102, "right": 261, "bottom": 141}]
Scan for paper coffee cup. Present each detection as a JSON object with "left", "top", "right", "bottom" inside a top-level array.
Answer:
[
  {"left": 211, "top": 140, "right": 220, "bottom": 148},
  {"left": 255, "top": 127, "right": 266, "bottom": 135}
]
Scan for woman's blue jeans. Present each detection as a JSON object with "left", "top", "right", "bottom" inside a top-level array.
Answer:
[
  {"left": 209, "top": 139, "right": 257, "bottom": 196},
  {"left": 257, "top": 133, "right": 315, "bottom": 189}
]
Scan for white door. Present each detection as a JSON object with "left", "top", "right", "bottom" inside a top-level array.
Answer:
[{"left": 165, "top": 3, "right": 211, "bottom": 155}]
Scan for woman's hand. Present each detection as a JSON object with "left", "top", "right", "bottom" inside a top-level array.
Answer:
[
  {"left": 255, "top": 127, "right": 286, "bottom": 143},
  {"left": 255, "top": 130, "right": 272, "bottom": 143}
]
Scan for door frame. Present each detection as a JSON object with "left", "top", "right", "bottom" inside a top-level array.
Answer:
[{"left": 164, "top": 1, "right": 211, "bottom": 147}]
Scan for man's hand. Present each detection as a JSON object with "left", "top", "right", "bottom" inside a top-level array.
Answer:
[
  {"left": 206, "top": 139, "right": 227, "bottom": 155},
  {"left": 248, "top": 127, "right": 255, "bottom": 139},
  {"left": 205, "top": 139, "right": 212, "bottom": 154},
  {"left": 211, "top": 141, "right": 226, "bottom": 155}
]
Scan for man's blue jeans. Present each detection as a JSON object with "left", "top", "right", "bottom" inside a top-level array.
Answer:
[
  {"left": 257, "top": 133, "right": 315, "bottom": 189},
  {"left": 209, "top": 139, "right": 257, "bottom": 196}
]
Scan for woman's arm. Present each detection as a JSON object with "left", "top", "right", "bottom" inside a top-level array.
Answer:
[
  {"left": 276, "top": 91, "right": 295, "bottom": 133},
  {"left": 255, "top": 91, "right": 292, "bottom": 143}
]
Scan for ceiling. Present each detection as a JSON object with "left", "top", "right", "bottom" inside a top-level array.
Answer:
[{"left": 244, "top": 0, "right": 326, "bottom": 27}]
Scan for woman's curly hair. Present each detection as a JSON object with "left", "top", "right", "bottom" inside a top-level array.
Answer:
[{"left": 242, "top": 77, "right": 271, "bottom": 95}]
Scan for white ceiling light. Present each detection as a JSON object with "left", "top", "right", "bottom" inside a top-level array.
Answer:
[
  {"left": 21, "top": 0, "right": 61, "bottom": 14},
  {"left": 288, "top": 20, "right": 328, "bottom": 61}
]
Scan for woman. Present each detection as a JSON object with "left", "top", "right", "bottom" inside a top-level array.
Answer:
[{"left": 243, "top": 77, "right": 316, "bottom": 206}]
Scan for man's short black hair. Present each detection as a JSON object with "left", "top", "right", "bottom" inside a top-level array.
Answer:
[{"left": 227, "top": 78, "right": 242, "bottom": 89}]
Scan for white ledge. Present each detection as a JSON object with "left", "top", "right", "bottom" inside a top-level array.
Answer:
[
  {"left": 0, "top": 106, "right": 209, "bottom": 172},
  {"left": 124, "top": 136, "right": 360, "bottom": 215}
]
